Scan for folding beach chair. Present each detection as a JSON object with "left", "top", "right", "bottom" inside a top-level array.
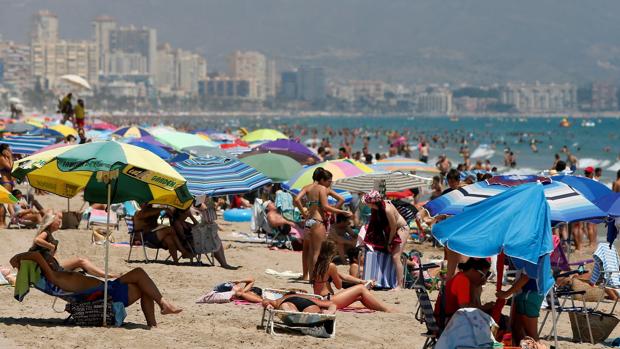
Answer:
[
  {"left": 254, "top": 200, "right": 295, "bottom": 249},
  {"left": 87, "top": 208, "right": 119, "bottom": 230},
  {"left": 591, "top": 242, "right": 620, "bottom": 315},
  {"left": 414, "top": 284, "right": 441, "bottom": 349},
  {"left": 126, "top": 208, "right": 164, "bottom": 264}
]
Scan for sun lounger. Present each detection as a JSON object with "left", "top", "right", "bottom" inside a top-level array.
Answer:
[
  {"left": 260, "top": 308, "right": 336, "bottom": 338},
  {"left": 87, "top": 208, "right": 119, "bottom": 230}
]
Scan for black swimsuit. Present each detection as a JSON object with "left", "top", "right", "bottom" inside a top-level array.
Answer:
[{"left": 284, "top": 296, "right": 317, "bottom": 311}]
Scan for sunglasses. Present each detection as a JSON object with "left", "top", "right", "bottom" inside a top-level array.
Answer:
[{"left": 476, "top": 269, "right": 491, "bottom": 279}]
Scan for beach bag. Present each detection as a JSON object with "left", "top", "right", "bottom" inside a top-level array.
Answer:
[
  {"left": 61, "top": 211, "right": 81, "bottom": 229},
  {"left": 192, "top": 222, "right": 221, "bottom": 254},
  {"left": 568, "top": 311, "right": 619, "bottom": 343},
  {"left": 65, "top": 299, "right": 115, "bottom": 326}
]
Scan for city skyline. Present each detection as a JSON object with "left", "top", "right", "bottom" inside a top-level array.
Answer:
[{"left": 1, "top": 1, "right": 620, "bottom": 84}]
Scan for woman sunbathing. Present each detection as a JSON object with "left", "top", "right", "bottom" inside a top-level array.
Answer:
[
  {"left": 262, "top": 294, "right": 336, "bottom": 314},
  {"left": 10, "top": 251, "right": 182, "bottom": 327},
  {"left": 212, "top": 277, "right": 263, "bottom": 303},
  {"left": 312, "top": 240, "right": 396, "bottom": 312}
]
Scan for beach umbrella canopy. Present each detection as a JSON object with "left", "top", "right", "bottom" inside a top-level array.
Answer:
[
  {"left": 155, "top": 131, "right": 219, "bottom": 150},
  {"left": 208, "top": 132, "right": 238, "bottom": 142},
  {"left": 0, "top": 135, "right": 56, "bottom": 155},
  {"left": 252, "top": 139, "right": 320, "bottom": 163},
  {"left": 131, "top": 135, "right": 172, "bottom": 150},
  {"left": 0, "top": 185, "right": 17, "bottom": 204},
  {"left": 12, "top": 141, "right": 192, "bottom": 208},
  {"left": 59, "top": 74, "right": 92, "bottom": 90},
  {"left": 372, "top": 156, "right": 440, "bottom": 174},
  {"left": 127, "top": 139, "right": 172, "bottom": 161},
  {"left": 111, "top": 126, "right": 151, "bottom": 138},
  {"left": 594, "top": 192, "right": 620, "bottom": 217},
  {"left": 33, "top": 142, "right": 72, "bottom": 154},
  {"left": 424, "top": 176, "right": 607, "bottom": 223},
  {"left": 182, "top": 145, "right": 232, "bottom": 158},
  {"left": 333, "top": 171, "right": 432, "bottom": 193},
  {"left": 173, "top": 156, "right": 272, "bottom": 196},
  {"left": 552, "top": 175, "right": 613, "bottom": 202},
  {"left": 2, "top": 122, "right": 38, "bottom": 133},
  {"left": 241, "top": 128, "right": 288, "bottom": 143},
  {"left": 285, "top": 159, "right": 374, "bottom": 191},
  {"left": 49, "top": 124, "right": 78, "bottom": 137},
  {"left": 220, "top": 144, "right": 252, "bottom": 157},
  {"left": 239, "top": 153, "right": 302, "bottom": 183},
  {"left": 90, "top": 121, "right": 117, "bottom": 131},
  {"left": 432, "top": 183, "right": 555, "bottom": 295}
]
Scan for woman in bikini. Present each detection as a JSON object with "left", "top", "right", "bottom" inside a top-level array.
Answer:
[
  {"left": 294, "top": 167, "right": 351, "bottom": 280},
  {"left": 262, "top": 293, "right": 337, "bottom": 314},
  {"left": 10, "top": 251, "right": 182, "bottom": 327},
  {"left": 312, "top": 240, "right": 396, "bottom": 312},
  {"left": 363, "top": 190, "right": 410, "bottom": 290},
  {"left": 0, "top": 143, "right": 14, "bottom": 227}
]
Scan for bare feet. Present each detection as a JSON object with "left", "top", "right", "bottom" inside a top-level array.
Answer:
[{"left": 160, "top": 298, "right": 183, "bottom": 315}]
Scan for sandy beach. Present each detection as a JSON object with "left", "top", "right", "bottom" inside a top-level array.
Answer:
[{"left": 0, "top": 190, "right": 618, "bottom": 349}]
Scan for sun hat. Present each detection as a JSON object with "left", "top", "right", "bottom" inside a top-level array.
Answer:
[
  {"left": 362, "top": 190, "right": 383, "bottom": 204},
  {"left": 37, "top": 212, "right": 57, "bottom": 233}
]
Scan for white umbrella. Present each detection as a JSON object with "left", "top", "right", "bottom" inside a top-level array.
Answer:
[
  {"left": 8, "top": 97, "right": 22, "bottom": 104},
  {"left": 333, "top": 171, "right": 432, "bottom": 193},
  {"left": 59, "top": 74, "right": 92, "bottom": 90}
]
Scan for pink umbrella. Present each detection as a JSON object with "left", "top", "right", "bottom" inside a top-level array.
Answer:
[{"left": 90, "top": 121, "right": 117, "bottom": 131}]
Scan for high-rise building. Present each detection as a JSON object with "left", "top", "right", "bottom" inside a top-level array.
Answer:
[
  {"left": 156, "top": 44, "right": 207, "bottom": 94},
  {"left": 228, "top": 51, "right": 267, "bottom": 100},
  {"left": 31, "top": 40, "right": 97, "bottom": 89},
  {"left": 265, "top": 59, "right": 277, "bottom": 99},
  {"left": 298, "top": 66, "right": 326, "bottom": 103},
  {"left": 106, "top": 25, "right": 157, "bottom": 77},
  {"left": 279, "top": 71, "right": 298, "bottom": 100},
  {"left": 416, "top": 89, "right": 453, "bottom": 114},
  {"left": 92, "top": 16, "right": 117, "bottom": 75},
  {"left": 0, "top": 41, "right": 31, "bottom": 90},
  {"left": 349, "top": 80, "right": 385, "bottom": 101},
  {"left": 500, "top": 83, "right": 577, "bottom": 113},
  {"left": 30, "top": 10, "right": 58, "bottom": 43},
  {"left": 591, "top": 82, "right": 618, "bottom": 111}
]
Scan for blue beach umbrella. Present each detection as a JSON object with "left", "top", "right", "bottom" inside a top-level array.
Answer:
[
  {"left": 424, "top": 178, "right": 606, "bottom": 223},
  {"left": 172, "top": 156, "right": 272, "bottom": 197},
  {"left": 111, "top": 126, "right": 152, "bottom": 138},
  {"left": 432, "top": 183, "right": 555, "bottom": 295},
  {"left": 551, "top": 175, "right": 612, "bottom": 202},
  {"left": 0, "top": 135, "right": 56, "bottom": 155},
  {"left": 127, "top": 139, "right": 172, "bottom": 161}
]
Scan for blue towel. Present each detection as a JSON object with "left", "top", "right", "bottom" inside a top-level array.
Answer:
[{"left": 362, "top": 250, "right": 398, "bottom": 289}]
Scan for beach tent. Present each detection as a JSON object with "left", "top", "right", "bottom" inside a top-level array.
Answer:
[
  {"left": 12, "top": 141, "right": 192, "bottom": 324},
  {"left": 432, "top": 183, "right": 559, "bottom": 347},
  {"left": 239, "top": 153, "right": 302, "bottom": 183}
]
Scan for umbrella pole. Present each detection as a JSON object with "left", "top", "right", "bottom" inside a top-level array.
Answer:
[
  {"left": 67, "top": 197, "right": 70, "bottom": 212},
  {"left": 102, "top": 182, "right": 111, "bottom": 326},
  {"left": 550, "top": 288, "right": 559, "bottom": 349},
  {"left": 567, "top": 222, "right": 572, "bottom": 263}
]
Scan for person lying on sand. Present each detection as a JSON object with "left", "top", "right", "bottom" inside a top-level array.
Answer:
[
  {"left": 213, "top": 277, "right": 263, "bottom": 303},
  {"left": 262, "top": 293, "right": 336, "bottom": 314},
  {"left": 10, "top": 251, "right": 182, "bottom": 327}
]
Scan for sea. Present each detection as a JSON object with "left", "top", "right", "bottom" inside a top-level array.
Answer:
[{"left": 181, "top": 115, "right": 620, "bottom": 184}]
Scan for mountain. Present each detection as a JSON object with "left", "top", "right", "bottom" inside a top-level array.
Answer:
[{"left": 1, "top": 0, "right": 620, "bottom": 84}]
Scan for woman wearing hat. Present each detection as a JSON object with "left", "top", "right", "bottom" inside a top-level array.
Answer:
[
  {"left": 362, "top": 190, "right": 409, "bottom": 290},
  {"left": 30, "top": 211, "right": 119, "bottom": 278}
]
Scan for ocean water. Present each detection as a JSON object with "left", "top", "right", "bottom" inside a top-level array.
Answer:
[{"left": 184, "top": 115, "right": 620, "bottom": 183}]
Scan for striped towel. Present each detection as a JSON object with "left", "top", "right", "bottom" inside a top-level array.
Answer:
[
  {"left": 362, "top": 250, "right": 398, "bottom": 289},
  {"left": 590, "top": 242, "right": 620, "bottom": 288}
]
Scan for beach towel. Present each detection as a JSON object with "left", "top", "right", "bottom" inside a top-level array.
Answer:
[
  {"left": 339, "top": 307, "right": 375, "bottom": 314},
  {"left": 265, "top": 269, "right": 303, "bottom": 279},
  {"left": 250, "top": 199, "right": 266, "bottom": 233},
  {"left": 435, "top": 308, "right": 497, "bottom": 349},
  {"left": 195, "top": 290, "right": 234, "bottom": 304},
  {"left": 362, "top": 250, "right": 398, "bottom": 289},
  {"left": 192, "top": 222, "right": 221, "bottom": 254},
  {"left": 14, "top": 260, "right": 41, "bottom": 301},
  {"left": 591, "top": 242, "right": 620, "bottom": 288},
  {"left": 275, "top": 191, "right": 301, "bottom": 222}
]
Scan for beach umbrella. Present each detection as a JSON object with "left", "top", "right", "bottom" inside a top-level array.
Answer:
[
  {"left": 0, "top": 135, "right": 56, "bottom": 155},
  {"left": 155, "top": 131, "right": 219, "bottom": 150},
  {"left": 220, "top": 139, "right": 249, "bottom": 148},
  {"left": 128, "top": 139, "right": 173, "bottom": 161},
  {"left": 111, "top": 126, "right": 151, "bottom": 138},
  {"left": 424, "top": 176, "right": 607, "bottom": 223},
  {"left": 49, "top": 124, "right": 78, "bottom": 137},
  {"left": 284, "top": 159, "right": 374, "bottom": 191},
  {"left": 208, "top": 132, "right": 238, "bottom": 142},
  {"left": 551, "top": 175, "right": 612, "bottom": 202},
  {"left": 8, "top": 97, "right": 21, "bottom": 105},
  {"left": 0, "top": 185, "right": 17, "bottom": 204},
  {"left": 372, "top": 156, "right": 440, "bottom": 174},
  {"left": 182, "top": 145, "right": 232, "bottom": 158},
  {"left": 220, "top": 144, "right": 252, "bottom": 157},
  {"left": 173, "top": 156, "right": 272, "bottom": 197},
  {"left": 595, "top": 192, "right": 620, "bottom": 217},
  {"left": 252, "top": 139, "right": 320, "bottom": 163},
  {"left": 59, "top": 74, "right": 92, "bottom": 90},
  {"left": 2, "top": 122, "right": 38, "bottom": 133},
  {"left": 241, "top": 128, "right": 288, "bottom": 143},
  {"left": 12, "top": 141, "right": 192, "bottom": 324},
  {"left": 333, "top": 171, "right": 432, "bottom": 193},
  {"left": 132, "top": 135, "right": 173, "bottom": 150},
  {"left": 90, "top": 121, "right": 117, "bottom": 131},
  {"left": 239, "top": 153, "right": 302, "bottom": 183},
  {"left": 33, "top": 142, "right": 72, "bottom": 154}
]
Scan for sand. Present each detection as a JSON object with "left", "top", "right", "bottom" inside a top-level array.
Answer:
[{"left": 0, "top": 191, "right": 618, "bottom": 349}]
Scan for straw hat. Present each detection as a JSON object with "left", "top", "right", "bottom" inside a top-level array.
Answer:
[{"left": 37, "top": 213, "right": 58, "bottom": 233}]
